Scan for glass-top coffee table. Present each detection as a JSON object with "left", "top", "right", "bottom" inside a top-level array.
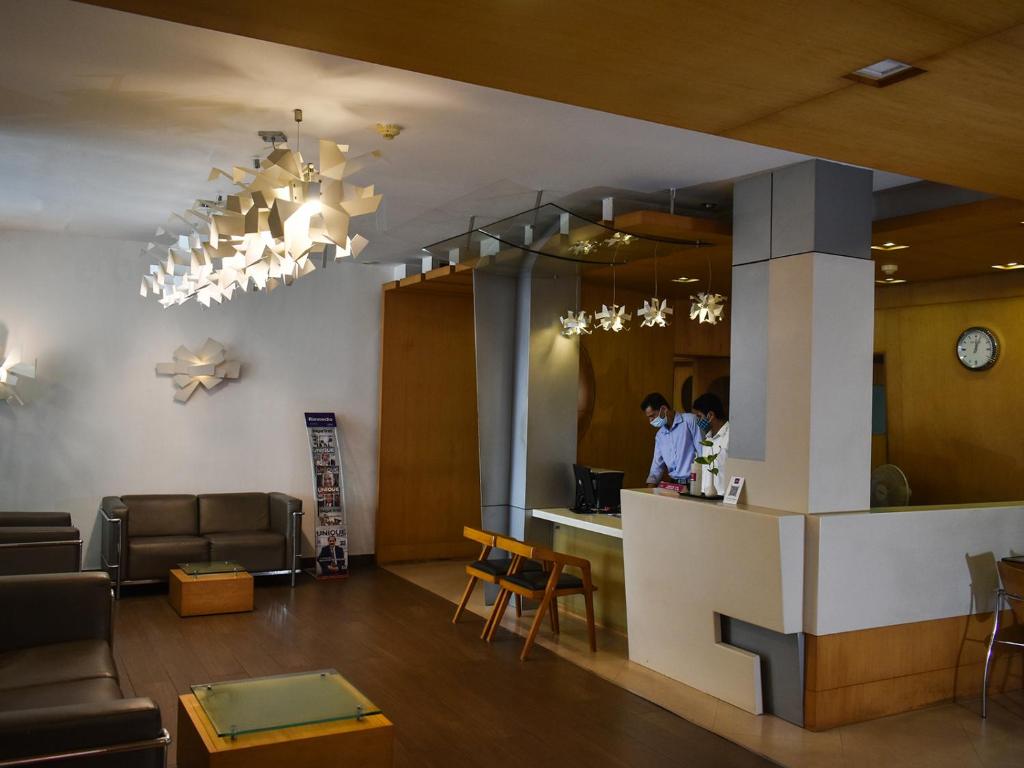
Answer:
[
  {"left": 177, "top": 669, "right": 393, "bottom": 767},
  {"left": 168, "top": 560, "right": 253, "bottom": 617}
]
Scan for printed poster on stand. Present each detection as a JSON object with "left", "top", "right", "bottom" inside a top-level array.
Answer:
[{"left": 305, "top": 412, "right": 348, "bottom": 579}]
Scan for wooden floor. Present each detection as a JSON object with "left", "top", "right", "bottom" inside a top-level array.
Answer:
[{"left": 112, "top": 567, "right": 777, "bottom": 768}]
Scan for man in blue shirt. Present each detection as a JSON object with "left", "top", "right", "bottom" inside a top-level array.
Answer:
[{"left": 641, "top": 392, "right": 703, "bottom": 487}]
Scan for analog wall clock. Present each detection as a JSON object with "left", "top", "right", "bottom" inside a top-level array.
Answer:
[{"left": 956, "top": 326, "right": 999, "bottom": 371}]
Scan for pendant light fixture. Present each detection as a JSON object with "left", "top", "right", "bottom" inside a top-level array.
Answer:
[
  {"left": 689, "top": 252, "right": 728, "bottom": 325},
  {"left": 595, "top": 247, "right": 631, "bottom": 332},
  {"left": 560, "top": 264, "right": 593, "bottom": 337},
  {"left": 638, "top": 243, "right": 673, "bottom": 328},
  {"left": 141, "top": 108, "right": 383, "bottom": 308}
]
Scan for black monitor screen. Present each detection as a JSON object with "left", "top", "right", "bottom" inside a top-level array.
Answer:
[{"left": 573, "top": 464, "right": 597, "bottom": 512}]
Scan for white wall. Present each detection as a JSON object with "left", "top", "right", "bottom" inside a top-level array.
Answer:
[{"left": 0, "top": 230, "right": 390, "bottom": 567}]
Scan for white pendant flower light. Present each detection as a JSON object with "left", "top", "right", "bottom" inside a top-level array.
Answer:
[
  {"left": 689, "top": 252, "right": 728, "bottom": 325},
  {"left": 689, "top": 292, "right": 727, "bottom": 324},
  {"left": 0, "top": 345, "right": 36, "bottom": 406},
  {"left": 560, "top": 263, "right": 593, "bottom": 337},
  {"left": 596, "top": 257, "right": 631, "bottom": 332},
  {"left": 141, "top": 108, "right": 382, "bottom": 308},
  {"left": 638, "top": 243, "right": 673, "bottom": 328}
]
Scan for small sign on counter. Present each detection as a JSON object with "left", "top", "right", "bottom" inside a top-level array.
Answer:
[{"left": 723, "top": 476, "right": 745, "bottom": 505}]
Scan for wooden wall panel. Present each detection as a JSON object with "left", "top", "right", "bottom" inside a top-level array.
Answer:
[
  {"left": 874, "top": 289, "right": 1024, "bottom": 506},
  {"left": 376, "top": 274, "right": 481, "bottom": 563},
  {"left": 577, "top": 282, "right": 674, "bottom": 488},
  {"left": 805, "top": 611, "right": 1024, "bottom": 730}
]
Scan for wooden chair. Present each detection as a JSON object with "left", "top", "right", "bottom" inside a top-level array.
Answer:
[
  {"left": 485, "top": 535, "right": 597, "bottom": 661},
  {"left": 451, "top": 527, "right": 539, "bottom": 628},
  {"left": 981, "top": 560, "right": 1024, "bottom": 718}
]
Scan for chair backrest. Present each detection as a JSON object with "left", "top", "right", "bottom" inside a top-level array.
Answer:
[
  {"left": 495, "top": 535, "right": 538, "bottom": 561},
  {"left": 966, "top": 552, "right": 999, "bottom": 614},
  {"left": 998, "top": 561, "right": 1024, "bottom": 622},
  {"left": 463, "top": 527, "right": 497, "bottom": 547}
]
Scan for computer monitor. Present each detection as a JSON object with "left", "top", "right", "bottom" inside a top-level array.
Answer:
[{"left": 573, "top": 464, "right": 625, "bottom": 514}]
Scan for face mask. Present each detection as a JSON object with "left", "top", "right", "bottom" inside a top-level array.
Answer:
[
  {"left": 696, "top": 415, "right": 712, "bottom": 432},
  {"left": 650, "top": 415, "right": 666, "bottom": 429}
]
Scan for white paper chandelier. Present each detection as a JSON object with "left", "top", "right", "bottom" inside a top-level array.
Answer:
[
  {"left": 141, "top": 110, "right": 382, "bottom": 308},
  {"left": 560, "top": 309, "right": 593, "bottom": 337},
  {"left": 638, "top": 297, "right": 673, "bottom": 327},
  {"left": 595, "top": 303, "right": 631, "bottom": 332},
  {"left": 0, "top": 346, "right": 36, "bottom": 406},
  {"left": 689, "top": 292, "right": 727, "bottom": 325}
]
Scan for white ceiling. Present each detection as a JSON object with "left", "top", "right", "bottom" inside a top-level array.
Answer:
[{"left": 0, "top": 0, "right": 916, "bottom": 264}]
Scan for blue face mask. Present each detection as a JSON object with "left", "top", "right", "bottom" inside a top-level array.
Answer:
[
  {"left": 649, "top": 408, "right": 667, "bottom": 429},
  {"left": 696, "top": 415, "right": 712, "bottom": 432}
]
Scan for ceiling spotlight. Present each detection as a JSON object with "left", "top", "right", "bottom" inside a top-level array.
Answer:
[
  {"left": 871, "top": 241, "right": 910, "bottom": 251},
  {"left": 876, "top": 263, "right": 907, "bottom": 284},
  {"left": 992, "top": 262, "right": 1024, "bottom": 271},
  {"left": 846, "top": 59, "right": 925, "bottom": 88},
  {"left": 375, "top": 123, "right": 402, "bottom": 140},
  {"left": 672, "top": 276, "right": 699, "bottom": 284}
]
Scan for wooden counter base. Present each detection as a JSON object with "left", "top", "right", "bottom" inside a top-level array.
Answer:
[
  {"left": 805, "top": 610, "right": 1023, "bottom": 730},
  {"left": 169, "top": 568, "right": 254, "bottom": 617},
  {"left": 177, "top": 694, "right": 394, "bottom": 768}
]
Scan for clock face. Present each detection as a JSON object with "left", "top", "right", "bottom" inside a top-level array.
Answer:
[{"left": 956, "top": 327, "right": 999, "bottom": 371}]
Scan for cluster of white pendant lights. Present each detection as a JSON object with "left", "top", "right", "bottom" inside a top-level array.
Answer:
[{"left": 140, "top": 109, "right": 382, "bottom": 308}]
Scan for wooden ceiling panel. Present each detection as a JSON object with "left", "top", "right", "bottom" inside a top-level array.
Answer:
[{"left": 76, "top": 1, "right": 1024, "bottom": 198}]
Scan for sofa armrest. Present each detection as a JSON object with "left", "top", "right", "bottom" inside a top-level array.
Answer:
[
  {"left": 269, "top": 493, "right": 303, "bottom": 568},
  {"left": 99, "top": 497, "right": 128, "bottom": 584},
  {"left": 0, "top": 511, "right": 72, "bottom": 527},
  {"left": 0, "top": 697, "right": 166, "bottom": 765},
  {"left": 0, "top": 572, "right": 111, "bottom": 652}
]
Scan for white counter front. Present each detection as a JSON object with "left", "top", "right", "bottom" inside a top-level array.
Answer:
[{"left": 621, "top": 489, "right": 805, "bottom": 714}]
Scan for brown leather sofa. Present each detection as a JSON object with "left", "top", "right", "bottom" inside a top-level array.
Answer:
[
  {"left": 0, "top": 572, "right": 168, "bottom": 767},
  {"left": 100, "top": 492, "right": 302, "bottom": 596},
  {"left": 0, "top": 512, "right": 82, "bottom": 575}
]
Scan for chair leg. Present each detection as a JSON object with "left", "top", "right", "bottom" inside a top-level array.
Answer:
[
  {"left": 582, "top": 572, "right": 597, "bottom": 652},
  {"left": 452, "top": 575, "right": 478, "bottom": 624},
  {"left": 982, "top": 595, "right": 1003, "bottom": 719},
  {"left": 515, "top": 594, "right": 522, "bottom": 618},
  {"left": 548, "top": 598, "right": 560, "bottom": 634},
  {"left": 485, "top": 589, "right": 514, "bottom": 642},
  {"left": 521, "top": 589, "right": 556, "bottom": 661}
]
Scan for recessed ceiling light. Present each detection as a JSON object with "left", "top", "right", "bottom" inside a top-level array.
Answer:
[
  {"left": 992, "top": 262, "right": 1024, "bottom": 270},
  {"left": 871, "top": 242, "right": 910, "bottom": 251},
  {"left": 672, "top": 276, "right": 699, "bottom": 283},
  {"left": 846, "top": 59, "right": 925, "bottom": 88},
  {"left": 875, "top": 277, "right": 907, "bottom": 284}
]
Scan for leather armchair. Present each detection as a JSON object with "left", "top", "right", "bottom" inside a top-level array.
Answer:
[
  {"left": 0, "top": 512, "right": 81, "bottom": 576},
  {"left": 0, "top": 573, "right": 168, "bottom": 767}
]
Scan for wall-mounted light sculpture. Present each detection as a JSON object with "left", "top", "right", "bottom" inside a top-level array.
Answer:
[
  {"left": 0, "top": 345, "right": 36, "bottom": 406},
  {"left": 156, "top": 338, "right": 240, "bottom": 403}
]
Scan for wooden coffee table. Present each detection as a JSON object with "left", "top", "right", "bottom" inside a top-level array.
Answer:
[
  {"left": 169, "top": 561, "right": 253, "bottom": 617},
  {"left": 177, "top": 669, "right": 393, "bottom": 768}
]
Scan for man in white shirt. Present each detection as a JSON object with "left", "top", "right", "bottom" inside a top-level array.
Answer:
[{"left": 692, "top": 393, "right": 729, "bottom": 497}]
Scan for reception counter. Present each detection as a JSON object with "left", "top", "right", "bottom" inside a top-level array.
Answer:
[
  {"left": 621, "top": 489, "right": 805, "bottom": 716},
  {"left": 533, "top": 490, "right": 1024, "bottom": 729}
]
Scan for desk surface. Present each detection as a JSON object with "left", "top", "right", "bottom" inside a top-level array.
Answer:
[{"left": 532, "top": 507, "right": 623, "bottom": 539}]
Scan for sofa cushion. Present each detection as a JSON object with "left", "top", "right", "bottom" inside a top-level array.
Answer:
[
  {"left": 0, "top": 640, "right": 117, "bottom": 691},
  {"left": 198, "top": 493, "right": 269, "bottom": 534},
  {"left": 204, "top": 531, "right": 285, "bottom": 572},
  {"left": 0, "top": 677, "right": 123, "bottom": 713},
  {"left": 121, "top": 495, "right": 197, "bottom": 537},
  {"left": 128, "top": 536, "right": 209, "bottom": 581}
]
